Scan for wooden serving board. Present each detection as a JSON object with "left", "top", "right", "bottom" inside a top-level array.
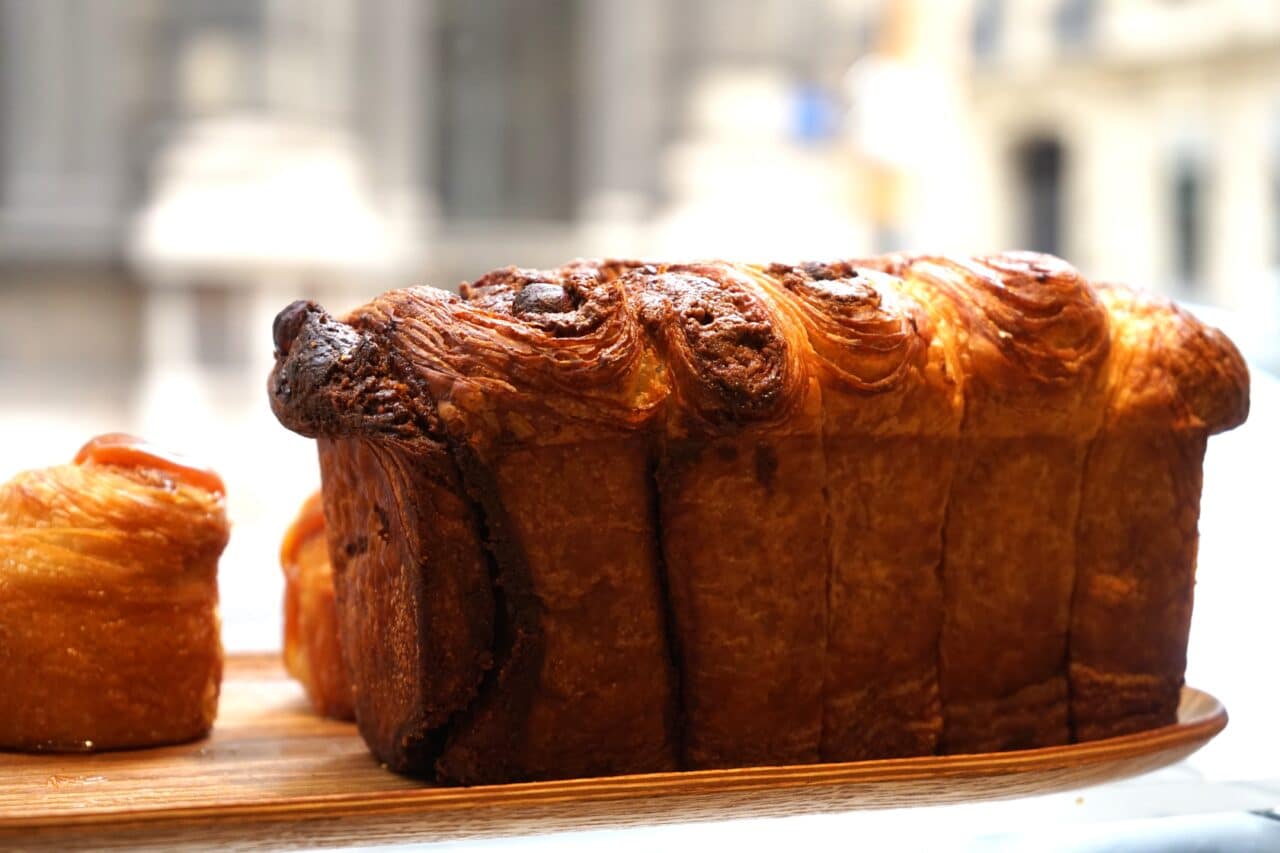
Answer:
[{"left": 0, "top": 654, "right": 1226, "bottom": 850}]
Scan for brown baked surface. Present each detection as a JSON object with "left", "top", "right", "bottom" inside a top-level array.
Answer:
[
  {"left": 268, "top": 252, "right": 1249, "bottom": 783},
  {"left": 1070, "top": 284, "right": 1249, "bottom": 741},
  {"left": 0, "top": 436, "right": 228, "bottom": 752},
  {"left": 281, "top": 491, "right": 355, "bottom": 721}
]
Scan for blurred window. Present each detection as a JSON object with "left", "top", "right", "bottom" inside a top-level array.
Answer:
[
  {"left": 435, "top": 0, "right": 577, "bottom": 222},
  {"left": 1016, "top": 137, "right": 1064, "bottom": 256},
  {"left": 1054, "top": 0, "right": 1095, "bottom": 50},
  {"left": 971, "top": 0, "right": 1002, "bottom": 61},
  {"left": 155, "top": 0, "right": 264, "bottom": 118},
  {"left": 791, "top": 83, "right": 840, "bottom": 144},
  {"left": 1172, "top": 156, "right": 1206, "bottom": 292}
]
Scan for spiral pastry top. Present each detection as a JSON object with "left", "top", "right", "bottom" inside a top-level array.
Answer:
[
  {"left": 893, "top": 252, "right": 1111, "bottom": 436},
  {"left": 626, "top": 261, "right": 811, "bottom": 434},
  {"left": 757, "top": 261, "right": 929, "bottom": 393},
  {"left": 908, "top": 252, "right": 1110, "bottom": 386},
  {"left": 0, "top": 434, "right": 227, "bottom": 752},
  {"left": 268, "top": 251, "right": 1250, "bottom": 446},
  {"left": 1093, "top": 284, "right": 1249, "bottom": 432},
  {"left": 1, "top": 434, "right": 228, "bottom": 591},
  {"left": 353, "top": 263, "right": 670, "bottom": 451}
]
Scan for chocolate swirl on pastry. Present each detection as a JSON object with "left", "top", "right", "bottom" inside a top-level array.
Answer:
[
  {"left": 269, "top": 300, "right": 438, "bottom": 445},
  {"left": 357, "top": 263, "right": 667, "bottom": 447},
  {"left": 628, "top": 262, "right": 806, "bottom": 432}
]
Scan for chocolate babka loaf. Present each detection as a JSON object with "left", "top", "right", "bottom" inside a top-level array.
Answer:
[{"left": 268, "top": 252, "right": 1248, "bottom": 784}]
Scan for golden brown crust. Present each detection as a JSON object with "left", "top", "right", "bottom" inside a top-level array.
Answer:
[
  {"left": 759, "top": 261, "right": 928, "bottom": 394},
  {"left": 629, "top": 261, "right": 828, "bottom": 768},
  {"left": 629, "top": 262, "right": 810, "bottom": 434},
  {"left": 1071, "top": 430, "right": 1205, "bottom": 741},
  {"left": 281, "top": 491, "right": 355, "bottom": 721},
  {"left": 0, "top": 438, "right": 227, "bottom": 752},
  {"left": 753, "top": 261, "right": 961, "bottom": 760},
  {"left": 358, "top": 264, "right": 668, "bottom": 451},
  {"left": 1093, "top": 284, "right": 1249, "bottom": 433},
  {"left": 908, "top": 252, "right": 1111, "bottom": 435},
  {"left": 266, "top": 251, "right": 1250, "bottom": 783},
  {"left": 899, "top": 252, "right": 1111, "bottom": 753},
  {"left": 1070, "top": 285, "right": 1247, "bottom": 742}
]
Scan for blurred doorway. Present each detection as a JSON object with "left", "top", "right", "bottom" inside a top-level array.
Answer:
[{"left": 1016, "top": 136, "right": 1065, "bottom": 258}]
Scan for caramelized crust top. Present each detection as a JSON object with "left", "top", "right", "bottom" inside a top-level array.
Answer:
[
  {"left": 760, "top": 261, "right": 928, "bottom": 393},
  {"left": 268, "top": 252, "right": 1248, "bottom": 445},
  {"left": 353, "top": 263, "right": 668, "bottom": 450},
  {"left": 627, "top": 262, "right": 807, "bottom": 433},
  {"left": 1094, "top": 284, "right": 1249, "bottom": 432}
]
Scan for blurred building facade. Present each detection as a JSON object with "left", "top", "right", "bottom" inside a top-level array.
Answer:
[
  {"left": 1, "top": 0, "right": 1278, "bottom": 645},
  {"left": 0, "top": 0, "right": 871, "bottom": 411},
  {"left": 960, "top": 0, "right": 1280, "bottom": 319},
  {"left": 5, "top": 1, "right": 1277, "bottom": 402},
  {"left": 844, "top": 0, "right": 1280, "bottom": 362}
]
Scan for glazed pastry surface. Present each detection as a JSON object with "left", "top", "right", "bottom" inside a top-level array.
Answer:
[
  {"left": 269, "top": 252, "right": 1248, "bottom": 783},
  {"left": 0, "top": 434, "right": 228, "bottom": 751}
]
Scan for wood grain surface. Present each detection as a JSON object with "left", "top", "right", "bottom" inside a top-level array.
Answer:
[{"left": 0, "top": 654, "right": 1227, "bottom": 850}]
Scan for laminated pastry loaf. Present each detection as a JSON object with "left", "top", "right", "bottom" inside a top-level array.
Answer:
[{"left": 268, "top": 252, "right": 1248, "bottom": 784}]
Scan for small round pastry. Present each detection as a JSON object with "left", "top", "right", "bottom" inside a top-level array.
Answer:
[
  {"left": 281, "top": 491, "right": 354, "bottom": 720},
  {"left": 0, "top": 434, "right": 228, "bottom": 751}
]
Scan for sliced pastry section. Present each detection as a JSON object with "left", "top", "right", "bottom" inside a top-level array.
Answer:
[
  {"left": 631, "top": 261, "right": 828, "bottom": 769},
  {"left": 273, "top": 261, "right": 679, "bottom": 783},
  {"left": 756, "top": 260, "right": 963, "bottom": 760},
  {"left": 906, "top": 253, "right": 1111, "bottom": 753},
  {"left": 1070, "top": 285, "right": 1248, "bottom": 741},
  {"left": 272, "top": 300, "right": 497, "bottom": 777}
]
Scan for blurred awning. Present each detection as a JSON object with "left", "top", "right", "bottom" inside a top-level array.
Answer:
[{"left": 129, "top": 116, "right": 410, "bottom": 281}]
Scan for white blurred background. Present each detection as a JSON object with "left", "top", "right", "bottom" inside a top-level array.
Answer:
[{"left": 0, "top": 0, "right": 1276, "bottom": 693}]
